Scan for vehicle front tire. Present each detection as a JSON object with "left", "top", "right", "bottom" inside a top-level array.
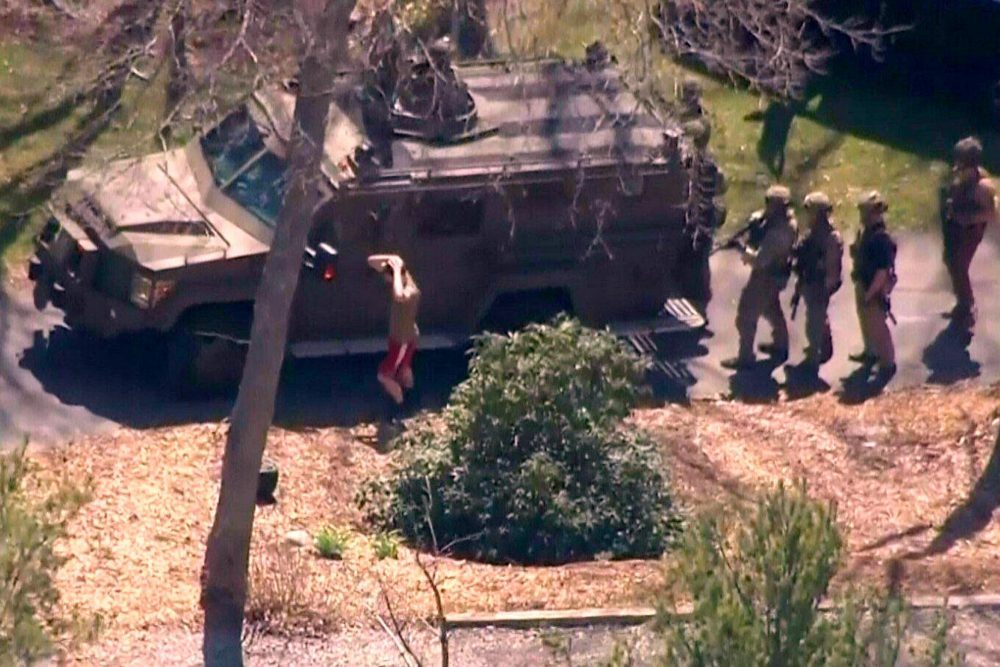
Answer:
[{"left": 165, "top": 329, "right": 246, "bottom": 398}]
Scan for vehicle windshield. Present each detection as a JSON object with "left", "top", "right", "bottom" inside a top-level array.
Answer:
[{"left": 200, "top": 108, "right": 288, "bottom": 227}]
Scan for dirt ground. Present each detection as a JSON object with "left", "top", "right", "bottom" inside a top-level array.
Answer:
[{"left": 31, "top": 381, "right": 1000, "bottom": 662}]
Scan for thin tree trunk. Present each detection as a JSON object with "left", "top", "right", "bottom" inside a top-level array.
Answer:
[
  {"left": 167, "top": 0, "right": 190, "bottom": 110},
  {"left": 200, "top": 1, "right": 356, "bottom": 664}
]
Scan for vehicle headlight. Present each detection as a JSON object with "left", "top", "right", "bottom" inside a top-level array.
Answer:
[
  {"left": 152, "top": 280, "right": 176, "bottom": 306},
  {"left": 129, "top": 274, "right": 153, "bottom": 309}
]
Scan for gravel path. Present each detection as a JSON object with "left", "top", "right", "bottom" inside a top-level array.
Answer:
[{"left": 65, "top": 608, "right": 1000, "bottom": 666}]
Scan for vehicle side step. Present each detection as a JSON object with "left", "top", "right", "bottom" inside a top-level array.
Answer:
[
  {"left": 610, "top": 298, "right": 706, "bottom": 337},
  {"left": 288, "top": 333, "right": 462, "bottom": 358},
  {"left": 627, "top": 332, "right": 697, "bottom": 387},
  {"left": 663, "top": 298, "right": 706, "bottom": 329},
  {"left": 288, "top": 298, "right": 706, "bottom": 359}
]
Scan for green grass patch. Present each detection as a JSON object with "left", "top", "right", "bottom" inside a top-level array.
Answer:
[
  {"left": 0, "top": 40, "right": 81, "bottom": 270},
  {"left": 493, "top": 0, "right": 999, "bottom": 233},
  {"left": 0, "top": 39, "right": 179, "bottom": 272},
  {"left": 313, "top": 526, "right": 351, "bottom": 560}
]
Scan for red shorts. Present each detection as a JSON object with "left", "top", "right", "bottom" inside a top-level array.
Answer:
[{"left": 378, "top": 339, "right": 416, "bottom": 379}]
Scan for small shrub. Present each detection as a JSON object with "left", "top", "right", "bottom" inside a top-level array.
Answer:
[
  {"left": 1, "top": 442, "right": 94, "bottom": 664},
  {"left": 372, "top": 531, "right": 400, "bottom": 560},
  {"left": 654, "top": 482, "right": 959, "bottom": 667},
  {"left": 313, "top": 526, "right": 350, "bottom": 560},
  {"left": 245, "top": 544, "right": 325, "bottom": 639},
  {"left": 357, "top": 316, "right": 679, "bottom": 565}
]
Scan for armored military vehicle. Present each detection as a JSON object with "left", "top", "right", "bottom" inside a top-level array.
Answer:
[{"left": 28, "top": 43, "right": 718, "bottom": 391}]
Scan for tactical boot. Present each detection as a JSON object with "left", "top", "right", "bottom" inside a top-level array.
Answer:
[
  {"left": 873, "top": 362, "right": 897, "bottom": 382},
  {"left": 945, "top": 304, "right": 977, "bottom": 326},
  {"left": 848, "top": 351, "right": 877, "bottom": 364},
  {"left": 796, "top": 359, "right": 821, "bottom": 381},
  {"left": 721, "top": 355, "right": 757, "bottom": 370},
  {"left": 758, "top": 342, "right": 789, "bottom": 362}
]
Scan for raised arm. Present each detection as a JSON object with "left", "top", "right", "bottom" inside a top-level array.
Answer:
[{"left": 388, "top": 257, "right": 407, "bottom": 302}]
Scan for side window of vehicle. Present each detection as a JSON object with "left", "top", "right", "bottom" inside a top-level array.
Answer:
[{"left": 417, "top": 196, "right": 485, "bottom": 237}]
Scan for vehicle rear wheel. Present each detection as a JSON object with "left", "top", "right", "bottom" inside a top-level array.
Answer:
[{"left": 165, "top": 329, "right": 246, "bottom": 397}]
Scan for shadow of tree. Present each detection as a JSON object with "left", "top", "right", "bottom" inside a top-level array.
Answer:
[
  {"left": 801, "top": 74, "right": 1000, "bottom": 173},
  {"left": 728, "top": 62, "right": 1000, "bottom": 192},
  {"left": 921, "top": 436, "right": 1000, "bottom": 557},
  {"left": 870, "top": 431, "right": 1000, "bottom": 594},
  {"left": 856, "top": 523, "right": 933, "bottom": 554},
  {"left": 0, "top": 96, "right": 79, "bottom": 154}
]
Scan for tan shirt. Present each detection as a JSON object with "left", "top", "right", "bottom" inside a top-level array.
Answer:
[
  {"left": 752, "top": 213, "right": 798, "bottom": 277},
  {"left": 794, "top": 220, "right": 842, "bottom": 297},
  {"left": 389, "top": 282, "right": 420, "bottom": 343},
  {"left": 949, "top": 169, "right": 998, "bottom": 228},
  {"left": 818, "top": 225, "right": 844, "bottom": 292}
]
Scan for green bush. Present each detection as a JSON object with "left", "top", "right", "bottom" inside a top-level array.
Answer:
[
  {"left": 357, "top": 316, "right": 678, "bottom": 565},
  {"left": 655, "top": 482, "right": 959, "bottom": 667},
  {"left": 372, "top": 531, "right": 400, "bottom": 561},
  {"left": 1, "top": 442, "right": 94, "bottom": 665},
  {"left": 313, "top": 526, "right": 351, "bottom": 560}
]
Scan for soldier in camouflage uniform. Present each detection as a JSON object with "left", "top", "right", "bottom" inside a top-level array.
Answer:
[
  {"left": 722, "top": 185, "right": 798, "bottom": 370},
  {"left": 943, "top": 136, "right": 997, "bottom": 328},
  {"left": 676, "top": 78, "right": 726, "bottom": 314},
  {"left": 791, "top": 191, "right": 843, "bottom": 372}
]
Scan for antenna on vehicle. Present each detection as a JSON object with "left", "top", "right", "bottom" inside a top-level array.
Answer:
[{"left": 157, "top": 163, "right": 230, "bottom": 250}]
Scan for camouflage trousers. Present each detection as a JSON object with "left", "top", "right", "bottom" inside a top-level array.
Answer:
[
  {"left": 736, "top": 272, "right": 788, "bottom": 359},
  {"left": 801, "top": 283, "right": 833, "bottom": 365},
  {"left": 854, "top": 282, "right": 894, "bottom": 367}
]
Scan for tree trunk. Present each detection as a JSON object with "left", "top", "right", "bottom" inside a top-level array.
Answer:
[
  {"left": 200, "top": 1, "right": 356, "bottom": 664},
  {"left": 167, "top": 0, "right": 190, "bottom": 110}
]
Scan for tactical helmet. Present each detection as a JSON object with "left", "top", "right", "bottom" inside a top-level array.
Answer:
[
  {"left": 765, "top": 185, "right": 792, "bottom": 204},
  {"left": 857, "top": 190, "right": 888, "bottom": 212},
  {"left": 953, "top": 136, "right": 983, "bottom": 167},
  {"left": 681, "top": 78, "right": 702, "bottom": 100},
  {"left": 803, "top": 191, "right": 833, "bottom": 212}
]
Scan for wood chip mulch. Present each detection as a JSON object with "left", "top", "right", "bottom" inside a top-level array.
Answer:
[{"left": 34, "top": 381, "right": 1000, "bottom": 646}]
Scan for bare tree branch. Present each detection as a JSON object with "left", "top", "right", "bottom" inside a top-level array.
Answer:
[{"left": 654, "top": 0, "right": 906, "bottom": 101}]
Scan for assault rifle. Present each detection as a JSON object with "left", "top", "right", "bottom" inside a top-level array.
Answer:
[
  {"left": 790, "top": 283, "right": 802, "bottom": 320},
  {"left": 710, "top": 211, "right": 766, "bottom": 256}
]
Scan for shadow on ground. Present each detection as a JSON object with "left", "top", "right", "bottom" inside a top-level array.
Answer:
[
  {"left": 740, "top": 68, "right": 1000, "bottom": 177},
  {"left": 923, "top": 320, "right": 981, "bottom": 385},
  {"left": 14, "top": 324, "right": 471, "bottom": 433},
  {"left": 7, "top": 306, "right": 706, "bottom": 442},
  {"left": 921, "top": 438, "right": 1000, "bottom": 559}
]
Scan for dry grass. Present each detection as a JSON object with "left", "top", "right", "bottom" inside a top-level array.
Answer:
[{"left": 35, "top": 382, "right": 1000, "bottom": 660}]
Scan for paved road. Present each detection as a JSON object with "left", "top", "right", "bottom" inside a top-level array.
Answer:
[
  {"left": 2, "top": 226, "right": 999, "bottom": 445},
  {"left": 0, "top": 286, "right": 469, "bottom": 445},
  {"left": 686, "top": 224, "right": 1000, "bottom": 403}
]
